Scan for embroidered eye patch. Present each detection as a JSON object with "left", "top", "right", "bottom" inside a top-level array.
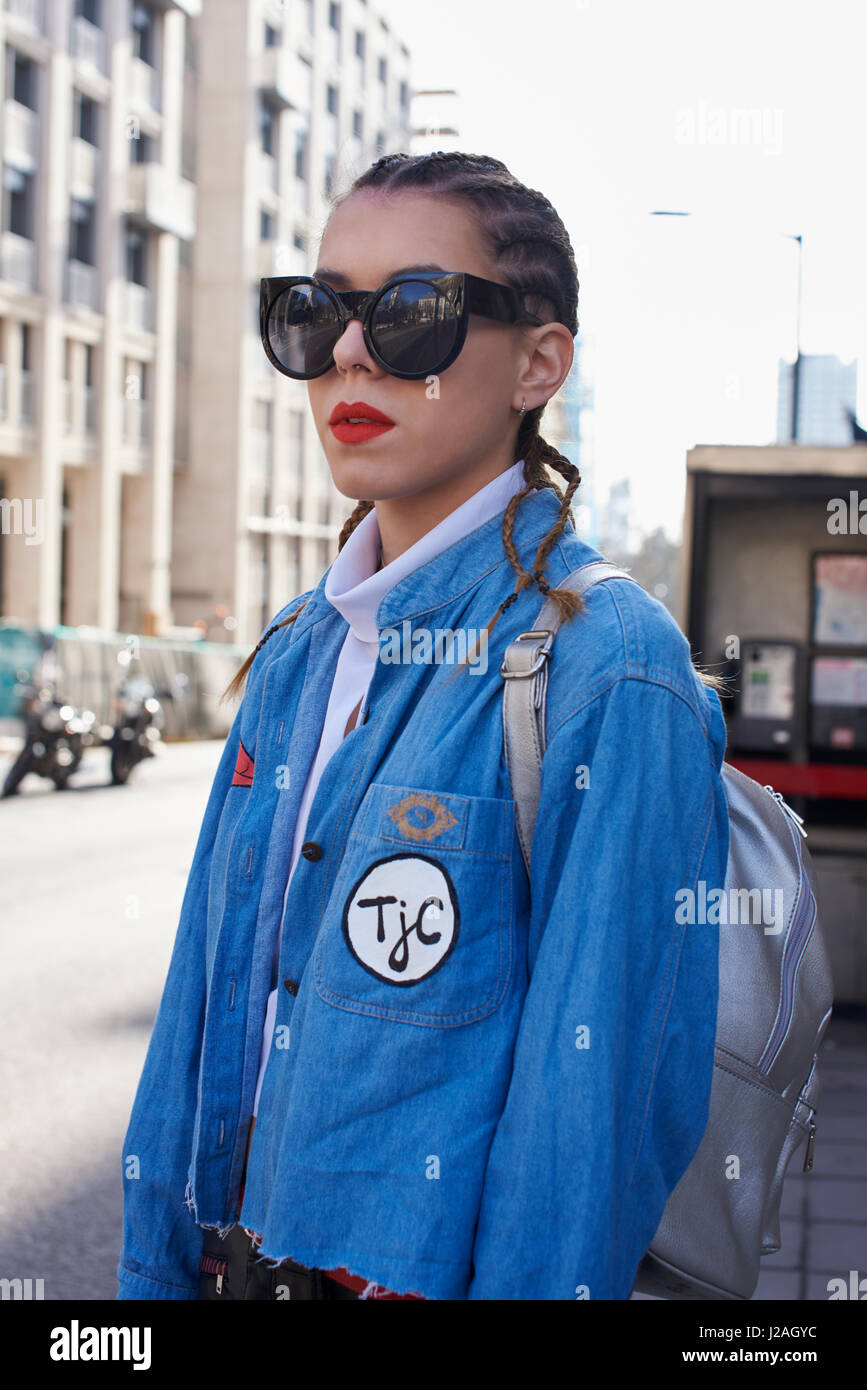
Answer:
[
  {"left": 387, "top": 792, "right": 459, "bottom": 843},
  {"left": 342, "top": 853, "right": 460, "bottom": 986}
]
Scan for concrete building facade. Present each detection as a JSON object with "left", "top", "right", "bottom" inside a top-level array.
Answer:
[{"left": 0, "top": 0, "right": 412, "bottom": 646}]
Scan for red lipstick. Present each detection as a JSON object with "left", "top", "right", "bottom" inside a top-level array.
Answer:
[{"left": 329, "top": 400, "right": 396, "bottom": 444}]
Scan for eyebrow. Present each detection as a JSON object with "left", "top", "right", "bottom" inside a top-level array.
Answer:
[{"left": 312, "top": 262, "right": 447, "bottom": 288}]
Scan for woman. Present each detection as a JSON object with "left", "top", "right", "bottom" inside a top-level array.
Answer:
[{"left": 117, "top": 151, "right": 730, "bottom": 1301}]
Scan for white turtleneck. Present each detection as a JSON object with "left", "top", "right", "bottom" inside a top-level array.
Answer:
[{"left": 252, "top": 458, "right": 528, "bottom": 1115}]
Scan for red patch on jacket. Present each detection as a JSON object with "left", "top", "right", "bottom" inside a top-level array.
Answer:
[{"left": 231, "top": 741, "right": 255, "bottom": 787}]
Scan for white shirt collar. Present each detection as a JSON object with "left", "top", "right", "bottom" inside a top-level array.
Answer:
[{"left": 325, "top": 460, "right": 528, "bottom": 643}]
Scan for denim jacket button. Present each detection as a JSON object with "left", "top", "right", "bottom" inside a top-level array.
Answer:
[
  {"left": 301, "top": 841, "right": 323, "bottom": 861},
  {"left": 283, "top": 978, "right": 299, "bottom": 995}
]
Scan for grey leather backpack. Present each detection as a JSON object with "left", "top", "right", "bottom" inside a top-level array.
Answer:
[{"left": 500, "top": 560, "right": 835, "bottom": 1300}]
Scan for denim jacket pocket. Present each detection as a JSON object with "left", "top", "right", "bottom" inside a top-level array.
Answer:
[{"left": 313, "top": 781, "right": 515, "bottom": 1027}]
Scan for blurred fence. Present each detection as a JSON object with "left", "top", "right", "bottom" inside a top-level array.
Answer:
[{"left": 0, "top": 621, "right": 247, "bottom": 741}]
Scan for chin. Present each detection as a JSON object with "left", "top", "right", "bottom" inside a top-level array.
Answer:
[{"left": 325, "top": 451, "right": 423, "bottom": 504}]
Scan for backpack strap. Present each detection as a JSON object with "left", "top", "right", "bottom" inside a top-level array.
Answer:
[{"left": 500, "top": 561, "right": 640, "bottom": 873}]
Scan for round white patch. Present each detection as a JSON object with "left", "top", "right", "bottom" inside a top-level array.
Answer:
[{"left": 342, "top": 853, "right": 460, "bottom": 986}]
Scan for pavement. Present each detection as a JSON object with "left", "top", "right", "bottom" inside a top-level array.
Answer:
[{"left": 752, "top": 1013, "right": 867, "bottom": 1300}]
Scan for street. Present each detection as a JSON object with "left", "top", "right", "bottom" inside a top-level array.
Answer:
[{"left": 0, "top": 738, "right": 226, "bottom": 1301}]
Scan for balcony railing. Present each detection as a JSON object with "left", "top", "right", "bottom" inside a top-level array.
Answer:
[
  {"left": 130, "top": 57, "right": 161, "bottom": 112},
  {"left": 4, "top": 101, "right": 39, "bottom": 165},
  {"left": 61, "top": 383, "right": 96, "bottom": 436},
  {"left": 5, "top": 0, "right": 44, "bottom": 31},
  {"left": 71, "top": 15, "right": 106, "bottom": 72},
  {"left": 65, "top": 259, "right": 100, "bottom": 312},
  {"left": 122, "top": 281, "right": 155, "bottom": 332},
  {"left": 122, "top": 396, "right": 151, "bottom": 447},
  {"left": 20, "top": 370, "right": 34, "bottom": 425},
  {"left": 0, "top": 231, "right": 37, "bottom": 291}
]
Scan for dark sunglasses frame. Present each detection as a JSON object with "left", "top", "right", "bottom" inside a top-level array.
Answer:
[{"left": 259, "top": 270, "right": 545, "bottom": 381}]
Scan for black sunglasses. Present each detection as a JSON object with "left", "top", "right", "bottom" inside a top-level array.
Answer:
[{"left": 259, "top": 271, "right": 544, "bottom": 381}]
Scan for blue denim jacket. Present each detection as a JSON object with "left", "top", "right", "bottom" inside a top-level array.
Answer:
[{"left": 117, "top": 484, "right": 730, "bottom": 1301}]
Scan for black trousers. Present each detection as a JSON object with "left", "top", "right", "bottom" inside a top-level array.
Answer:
[{"left": 197, "top": 1223, "right": 361, "bottom": 1301}]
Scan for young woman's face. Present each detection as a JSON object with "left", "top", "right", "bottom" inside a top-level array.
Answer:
[{"left": 307, "top": 190, "right": 542, "bottom": 504}]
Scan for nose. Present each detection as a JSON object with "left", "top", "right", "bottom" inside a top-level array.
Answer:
[{"left": 331, "top": 316, "right": 384, "bottom": 376}]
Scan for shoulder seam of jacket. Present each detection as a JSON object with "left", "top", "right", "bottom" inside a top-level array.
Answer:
[{"left": 547, "top": 668, "right": 713, "bottom": 749}]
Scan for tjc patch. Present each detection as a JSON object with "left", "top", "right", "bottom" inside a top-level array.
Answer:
[
  {"left": 387, "top": 791, "right": 458, "bottom": 843},
  {"left": 342, "top": 854, "right": 459, "bottom": 986}
]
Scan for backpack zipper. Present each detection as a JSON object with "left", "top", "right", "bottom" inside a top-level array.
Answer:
[
  {"left": 762, "top": 784, "right": 809, "bottom": 840},
  {"left": 756, "top": 796, "right": 818, "bottom": 1074}
]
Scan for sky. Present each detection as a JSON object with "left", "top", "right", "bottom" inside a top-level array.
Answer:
[{"left": 377, "top": 0, "right": 867, "bottom": 542}]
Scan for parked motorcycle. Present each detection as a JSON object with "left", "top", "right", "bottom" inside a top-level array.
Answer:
[
  {"left": 108, "top": 672, "right": 170, "bottom": 786},
  {"left": 2, "top": 667, "right": 98, "bottom": 798}
]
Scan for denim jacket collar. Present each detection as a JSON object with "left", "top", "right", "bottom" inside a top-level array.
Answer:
[{"left": 293, "top": 481, "right": 567, "bottom": 638}]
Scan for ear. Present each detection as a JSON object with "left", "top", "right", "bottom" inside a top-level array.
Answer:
[{"left": 515, "top": 323, "right": 574, "bottom": 407}]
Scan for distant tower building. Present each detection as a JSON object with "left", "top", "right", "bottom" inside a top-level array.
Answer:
[
  {"left": 599, "top": 477, "right": 632, "bottom": 559},
  {"left": 777, "top": 354, "right": 858, "bottom": 445}
]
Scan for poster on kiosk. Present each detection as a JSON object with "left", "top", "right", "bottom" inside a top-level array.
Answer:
[{"left": 810, "top": 554, "right": 867, "bottom": 761}]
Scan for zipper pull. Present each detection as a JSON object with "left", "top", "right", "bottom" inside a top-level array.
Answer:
[
  {"left": 802, "top": 1119, "right": 817, "bottom": 1172},
  {"left": 216, "top": 1272, "right": 224, "bottom": 1295},
  {"left": 763, "top": 784, "right": 809, "bottom": 839}
]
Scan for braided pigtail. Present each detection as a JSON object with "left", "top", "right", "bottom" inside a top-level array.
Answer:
[{"left": 220, "top": 603, "right": 309, "bottom": 705}]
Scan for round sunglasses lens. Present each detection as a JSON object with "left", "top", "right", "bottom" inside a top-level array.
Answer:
[
  {"left": 267, "top": 283, "right": 340, "bottom": 377},
  {"left": 369, "top": 280, "right": 458, "bottom": 374}
]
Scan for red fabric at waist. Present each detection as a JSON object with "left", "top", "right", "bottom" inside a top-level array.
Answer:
[{"left": 320, "top": 1264, "right": 426, "bottom": 1299}]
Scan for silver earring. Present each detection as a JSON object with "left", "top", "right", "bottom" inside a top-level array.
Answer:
[{"left": 518, "top": 398, "right": 526, "bottom": 418}]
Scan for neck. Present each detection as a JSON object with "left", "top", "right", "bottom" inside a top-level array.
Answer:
[{"left": 374, "top": 448, "right": 520, "bottom": 568}]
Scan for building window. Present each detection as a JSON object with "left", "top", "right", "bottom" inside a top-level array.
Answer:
[
  {"left": 75, "top": 0, "right": 101, "bottom": 24},
  {"left": 304, "top": 0, "right": 314, "bottom": 33},
  {"left": 293, "top": 229, "right": 307, "bottom": 251},
  {"left": 378, "top": 55, "right": 387, "bottom": 85},
  {"left": 352, "top": 109, "right": 363, "bottom": 139},
  {"left": 324, "top": 152, "right": 335, "bottom": 196},
  {"left": 10, "top": 51, "right": 37, "bottom": 110},
  {"left": 125, "top": 224, "right": 147, "bottom": 285},
  {"left": 21, "top": 322, "right": 31, "bottom": 371},
  {"left": 399, "top": 79, "right": 409, "bottom": 111},
  {"left": 131, "top": 3, "right": 155, "bottom": 67},
  {"left": 4, "top": 165, "right": 34, "bottom": 240},
  {"left": 70, "top": 197, "right": 96, "bottom": 265},
  {"left": 264, "top": 22, "right": 279, "bottom": 48},
  {"left": 260, "top": 208, "right": 276, "bottom": 240},
  {"left": 326, "top": 84, "right": 338, "bottom": 116},
  {"left": 295, "top": 127, "right": 308, "bottom": 181},
  {"left": 375, "top": 128, "right": 385, "bottom": 156},
  {"left": 74, "top": 91, "right": 98, "bottom": 145},
  {"left": 84, "top": 342, "right": 94, "bottom": 386},
  {"left": 329, "top": 2, "right": 340, "bottom": 29},
  {"left": 260, "top": 97, "right": 276, "bottom": 155}
]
